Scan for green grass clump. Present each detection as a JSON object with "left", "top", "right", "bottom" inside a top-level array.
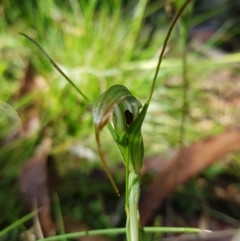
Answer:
[{"left": 1, "top": 0, "right": 240, "bottom": 240}]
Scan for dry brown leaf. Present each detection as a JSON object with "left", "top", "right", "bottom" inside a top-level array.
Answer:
[
  {"left": 139, "top": 129, "right": 240, "bottom": 226},
  {"left": 19, "top": 138, "right": 58, "bottom": 237},
  {"left": 17, "top": 61, "right": 48, "bottom": 137}
]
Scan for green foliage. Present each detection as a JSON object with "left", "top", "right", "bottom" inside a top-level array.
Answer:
[{"left": 1, "top": 0, "right": 240, "bottom": 240}]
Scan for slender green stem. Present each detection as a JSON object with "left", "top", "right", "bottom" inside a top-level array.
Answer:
[
  {"left": 179, "top": 45, "right": 188, "bottom": 145},
  {"left": 0, "top": 211, "right": 37, "bottom": 237},
  {"left": 127, "top": 172, "right": 141, "bottom": 241},
  {"left": 123, "top": 2, "right": 193, "bottom": 240},
  {"left": 146, "top": 0, "right": 192, "bottom": 105},
  {"left": 53, "top": 193, "right": 66, "bottom": 241},
  {"left": 19, "top": 33, "right": 90, "bottom": 103},
  {"left": 125, "top": 147, "right": 130, "bottom": 214},
  {"left": 177, "top": 2, "right": 192, "bottom": 146},
  {"left": 37, "top": 227, "right": 210, "bottom": 241}
]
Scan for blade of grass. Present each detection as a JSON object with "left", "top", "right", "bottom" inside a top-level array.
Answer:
[
  {"left": 19, "top": 33, "right": 90, "bottom": 103},
  {"left": 146, "top": 0, "right": 192, "bottom": 105},
  {"left": 0, "top": 211, "right": 37, "bottom": 237},
  {"left": 37, "top": 227, "right": 211, "bottom": 241},
  {"left": 53, "top": 193, "right": 66, "bottom": 241}
]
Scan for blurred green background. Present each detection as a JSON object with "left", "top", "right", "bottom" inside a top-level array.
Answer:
[{"left": 1, "top": 0, "right": 240, "bottom": 240}]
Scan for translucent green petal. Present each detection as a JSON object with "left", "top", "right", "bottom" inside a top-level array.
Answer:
[{"left": 88, "top": 84, "right": 143, "bottom": 194}]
